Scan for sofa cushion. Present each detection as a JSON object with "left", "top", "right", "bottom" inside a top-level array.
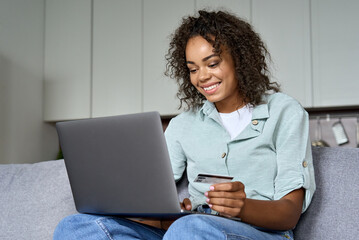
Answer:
[
  {"left": 176, "top": 170, "right": 190, "bottom": 201},
  {"left": 294, "top": 147, "right": 359, "bottom": 240},
  {"left": 0, "top": 160, "right": 77, "bottom": 240}
]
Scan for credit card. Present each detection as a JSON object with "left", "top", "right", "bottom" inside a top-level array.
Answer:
[{"left": 194, "top": 173, "right": 234, "bottom": 184}]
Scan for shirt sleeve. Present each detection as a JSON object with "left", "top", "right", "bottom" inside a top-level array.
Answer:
[
  {"left": 273, "top": 101, "right": 316, "bottom": 213},
  {"left": 164, "top": 117, "right": 187, "bottom": 182}
]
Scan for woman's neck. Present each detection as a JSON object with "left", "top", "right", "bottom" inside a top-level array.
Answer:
[{"left": 215, "top": 98, "right": 246, "bottom": 113}]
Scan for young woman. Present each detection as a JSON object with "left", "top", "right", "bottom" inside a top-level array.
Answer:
[{"left": 54, "top": 10, "right": 315, "bottom": 240}]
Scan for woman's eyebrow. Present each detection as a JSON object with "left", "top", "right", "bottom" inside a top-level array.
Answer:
[
  {"left": 202, "top": 54, "right": 218, "bottom": 62},
  {"left": 186, "top": 54, "right": 219, "bottom": 64}
]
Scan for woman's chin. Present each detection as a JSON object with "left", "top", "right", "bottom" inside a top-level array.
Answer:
[{"left": 204, "top": 94, "right": 221, "bottom": 103}]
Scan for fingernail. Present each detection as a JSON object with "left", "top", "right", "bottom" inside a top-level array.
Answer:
[
  {"left": 209, "top": 204, "right": 213, "bottom": 208},
  {"left": 206, "top": 198, "right": 210, "bottom": 203},
  {"left": 210, "top": 186, "right": 214, "bottom": 191},
  {"left": 205, "top": 192, "right": 208, "bottom": 196}
]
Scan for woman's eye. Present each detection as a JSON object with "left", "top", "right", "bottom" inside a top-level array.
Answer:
[
  {"left": 209, "top": 62, "right": 219, "bottom": 68},
  {"left": 189, "top": 69, "right": 197, "bottom": 73}
]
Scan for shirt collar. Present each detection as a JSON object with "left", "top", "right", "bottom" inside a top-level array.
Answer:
[
  {"left": 199, "top": 101, "right": 216, "bottom": 120},
  {"left": 199, "top": 97, "right": 270, "bottom": 121},
  {"left": 197, "top": 97, "right": 270, "bottom": 141},
  {"left": 199, "top": 101, "right": 222, "bottom": 124},
  {"left": 252, "top": 101, "right": 269, "bottom": 120}
]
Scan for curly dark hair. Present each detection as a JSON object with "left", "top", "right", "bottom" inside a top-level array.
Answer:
[{"left": 165, "top": 10, "right": 280, "bottom": 110}]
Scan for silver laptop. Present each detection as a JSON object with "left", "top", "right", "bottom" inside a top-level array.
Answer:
[{"left": 56, "top": 111, "right": 190, "bottom": 219}]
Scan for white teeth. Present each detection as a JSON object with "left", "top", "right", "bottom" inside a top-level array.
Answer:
[{"left": 203, "top": 83, "right": 219, "bottom": 91}]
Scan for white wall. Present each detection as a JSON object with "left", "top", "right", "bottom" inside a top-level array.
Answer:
[{"left": 0, "top": 0, "right": 59, "bottom": 164}]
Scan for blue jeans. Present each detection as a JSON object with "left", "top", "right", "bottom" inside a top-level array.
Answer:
[{"left": 54, "top": 213, "right": 294, "bottom": 240}]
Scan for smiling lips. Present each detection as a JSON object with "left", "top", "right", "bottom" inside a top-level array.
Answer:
[{"left": 202, "top": 82, "right": 221, "bottom": 94}]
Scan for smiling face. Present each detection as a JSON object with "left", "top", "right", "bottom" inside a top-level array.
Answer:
[{"left": 185, "top": 36, "right": 243, "bottom": 113}]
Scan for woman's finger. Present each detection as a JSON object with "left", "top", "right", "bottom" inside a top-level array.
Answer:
[
  {"left": 206, "top": 190, "right": 245, "bottom": 199},
  {"left": 181, "top": 198, "right": 192, "bottom": 210},
  {"left": 210, "top": 204, "right": 242, "bottom": 218},
  {"left": 210, "top": 181, "right": 244, "bottom": 192},
  {"left": 207, "top": 196, "right": 245, "bottom": 209}
]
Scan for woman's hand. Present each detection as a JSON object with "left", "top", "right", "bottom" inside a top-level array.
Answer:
[
  {"left": 205, "top": 181, "right": 246, "bottom": 218},
  {"left": 160, "top": 198, "right": 192, "bottom": 230},
  {"left": 180, "top": 198, "right": 192, "bottom": 211},
  {"left": 206, "top": 183, "right": 304, "bottom": 230}
]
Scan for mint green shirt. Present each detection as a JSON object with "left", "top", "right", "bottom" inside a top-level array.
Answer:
[{"left": 165, "top": 93, "right": 316, "bottom": 212}]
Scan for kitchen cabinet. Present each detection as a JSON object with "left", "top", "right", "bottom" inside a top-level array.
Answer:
[
  {"left": 311, "top": 0, "right": 359, "bottom": 107},
  {"left": 43, "top": 0, "right": 359, "bottom": 121},
  {"left": 251, "top": 0, "right": 312, "bottom": 107},
  {"left": 92, "top": 0, "right": 142, "bottom": 118},
  {"left": 142, "top": 0, "right": 194, "bottom": 116},
  {"left": 195, "top": 0, "right": 251, "bottom": 21},
  {"left": 44, "top": 0, "right": 142, "bottom": 121},
  {"left": 44, "top": 0, "right": 92, "bottom": 121}
]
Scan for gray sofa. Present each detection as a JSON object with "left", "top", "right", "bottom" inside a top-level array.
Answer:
[{"left": 1, "top": 147, "right": 358, "bottom": 240}]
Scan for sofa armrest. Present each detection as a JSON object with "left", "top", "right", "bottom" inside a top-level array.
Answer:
[
  {"left": 0, "top": 160, "right": 77, "bottom": 240},
  {"left": 294, "top": 147, "right": 359, "bottom": 239}
]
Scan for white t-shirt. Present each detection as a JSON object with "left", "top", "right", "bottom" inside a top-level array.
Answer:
[{"left": 219, "top": 105, "right": 253, "bottom": 140}]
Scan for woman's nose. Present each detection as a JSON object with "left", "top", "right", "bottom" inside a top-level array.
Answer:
[{"left": 198, "top": 68, "right": 211, "bottom": 82}]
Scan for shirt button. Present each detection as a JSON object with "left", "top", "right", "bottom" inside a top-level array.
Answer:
[
  {"left": 252, "top": 120, "right": 258, "bottom": 125},
  {"left": 221, "top": 153, "right": 227, "bottom": 158},
  {"left": 302, "top": 161, "right": 308, "bottom": 168}
]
